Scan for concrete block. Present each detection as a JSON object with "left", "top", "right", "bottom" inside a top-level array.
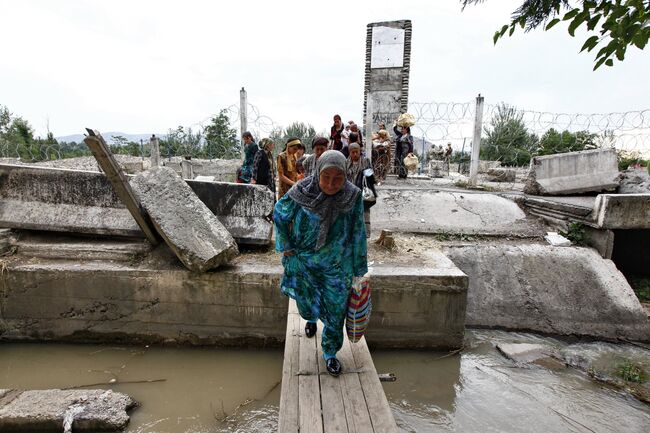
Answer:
[
  {"left": 594, "top": 193, "right": 650, "bottom": 229},
  {"left": 496, "top": 343, "right": 558, "bottom": 363},
  {"left": 0, "top": 164, "right": 142, "bottom": 237},
  {"left": 444, "top": 243, "right": 649, "bottom": 341},
  {"left": 0, "top": 389, "right": 135, "bottom": 432},
  {"left": 0, "top": 164, "right": 272, "bottom": 245},
  {"left": 478, "top": 160, "right": 501, "bottom": 173},
  {"left": 524, "top": 148, "right": 620, "bottom": 195},
  {"left": 486, "top": 168, "right": 516, "bottom": 182},
  {"left": 130, "top": 167, "right": 238, "bottom": 272}
]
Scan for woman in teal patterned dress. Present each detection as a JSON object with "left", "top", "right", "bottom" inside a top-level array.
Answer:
[{"left": 274, "top": 150, "right": 368, "bottom": 377}]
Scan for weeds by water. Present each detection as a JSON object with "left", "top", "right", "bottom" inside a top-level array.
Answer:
[{"left": 615, "top": 359, "right": 647, "bottom": 383}]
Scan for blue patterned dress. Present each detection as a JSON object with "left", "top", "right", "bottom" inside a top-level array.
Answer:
[{"left": 274, "top": 193, "right": 368, "bottom": 356}]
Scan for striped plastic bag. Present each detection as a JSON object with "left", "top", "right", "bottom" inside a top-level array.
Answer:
[{"left": 346, "top": 274, "right": 372, "bottom": 343}]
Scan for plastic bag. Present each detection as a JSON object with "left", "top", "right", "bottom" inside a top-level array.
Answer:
[
  {"left": 346, "top": 274, "right": 372, "bottom": 343},
  {"left": 403, "top": 153, "right": 419, "bottom": 173},
  {"left": 362, "top": 175, "right": 375, "bottom": 203}
]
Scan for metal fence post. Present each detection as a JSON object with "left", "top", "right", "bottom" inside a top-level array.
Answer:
[
  {"left": 240, "top": 87, "right": 248, "bottom": 160},
  {"left": 469, "top": 94, "right": 484, "bottom": 186}
]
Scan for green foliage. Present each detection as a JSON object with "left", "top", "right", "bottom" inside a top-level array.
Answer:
[
  {"left": 480, "top": 103, "right": 539, "bottom": 166},
  {"left": 560, "top": 221, "right": 586, "bottom": 244},
  {"left": 203, "top": 109, "right": 240, "bottom": 159},
  {"left": 537, "top": 128, "right": 599, "bottom": 155},
  {"left": 617, "top": 149, "right": 648, "bottom": 171},
  {"left": 270, "top": 121, "right": 317, "bottom": 157},
  {"left": 615, "top": 358, "right": 647, "bottom": 383},
  {"left": 461, "top": 0, "right": 650, "bottom": 69}
]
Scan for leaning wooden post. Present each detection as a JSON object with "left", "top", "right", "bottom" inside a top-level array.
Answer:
[
  {"left": 469, "top": 94, "right": 484, "bottom": 187},
  {"left": 83, "top": 129, "right": 159, "bottom": 245}
]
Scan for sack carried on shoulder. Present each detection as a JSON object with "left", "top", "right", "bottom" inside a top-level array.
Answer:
[{"left": 346, "top": 274, "right": 372, "bottom": 343}]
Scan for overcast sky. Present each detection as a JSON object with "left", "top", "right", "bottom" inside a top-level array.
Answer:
[{"left": 1, "top": 0, "right": 648, "bottom": 138}]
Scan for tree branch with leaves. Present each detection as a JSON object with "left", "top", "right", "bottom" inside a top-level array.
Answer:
[{"left": 461, "top": 0, "right": 650, "bottom": 70}]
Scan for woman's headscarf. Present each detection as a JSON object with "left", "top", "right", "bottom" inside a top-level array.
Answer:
[
  {"left": 346, "top": 143, "right": 364, "bottom": 185},
  {"left": 288, "top": 150, "right": 360, "bottom": 250},
  {"left": 259, "top": 138, "right": 274, "bottom": 151}
]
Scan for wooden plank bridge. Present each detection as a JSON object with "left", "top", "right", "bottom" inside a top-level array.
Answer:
[{"left": 278, "top": 300, "right": 398, "bottom": 433}]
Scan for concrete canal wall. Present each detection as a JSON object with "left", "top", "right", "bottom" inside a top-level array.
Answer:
[{"left": 0, "top": 250, "right": 468, "bottom": 350}]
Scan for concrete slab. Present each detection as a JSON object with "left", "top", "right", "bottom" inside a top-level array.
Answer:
[
  {"left": 444, "top": 244, "right": 650, "bottom": 342},
  {"left": 0, "top": 248, "right": 467, "bottom": 349},
  {"left": 0, "top": 164, "right": 272, "bottom": 245},
  {"left": 372, "top": 189, "right": 545, "bottom": 236},
  {"left": 594, "top": 194, "right": 650, "bottom": 229},
  {"left": 524, "top": 148, "right": 620, "bottom": 195},
  {"left": 14, "top": 233, "right": 153, "bottom": 262},
  {"left": 0, "top": 389, "right": 135, "bottom": 432},
  {"left": 496, "top": 343, "right": 558, "bottom": 363},
  {"left": 130, "top": 167, "right": 238, "bottom": 272}
]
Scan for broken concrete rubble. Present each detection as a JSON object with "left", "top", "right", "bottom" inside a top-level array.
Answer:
[
  {"left": 496, "top": 343, "right": 559, "bottom": 364},
  {"left": 130, "top": 167, "right": 238, "bottom": 272},
  {"left": 486, "top": 167, "right": 516, "bottom": 182},
  {"left": 524, "top": 148, "right": 620, "bottom": 195},
  {"left": 0, "top": 389, "right": 135, "bottom": 432},
  {"left": 0, "top": 163, "right": 273, "bottom": 245}
]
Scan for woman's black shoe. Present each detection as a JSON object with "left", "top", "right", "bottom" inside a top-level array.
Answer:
[
  {"left": 305, "top": 322, "right": 316, "bottom": 338},
  {"left": 326, "top": 358, "right": 342, "bottom": 377}
]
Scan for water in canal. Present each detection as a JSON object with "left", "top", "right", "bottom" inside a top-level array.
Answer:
[{"left": 1, "top": 330, "right": 648, "bottom": 432}]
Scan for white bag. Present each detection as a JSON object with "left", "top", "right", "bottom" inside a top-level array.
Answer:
[{"left": 362, "top": 175, "right": 375, "bottom": 202}]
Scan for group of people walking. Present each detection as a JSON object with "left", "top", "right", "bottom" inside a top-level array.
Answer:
[{"left": 234, "top": 114, "right": 414, "bottom": 377}]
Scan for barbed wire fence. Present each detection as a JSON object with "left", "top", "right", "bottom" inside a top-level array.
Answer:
[
  {"left": 2, "top": 96, "right": 649, "bottom": 184},
  {"left": 408, "top": 100, "right": 650, "bottom": 180}
]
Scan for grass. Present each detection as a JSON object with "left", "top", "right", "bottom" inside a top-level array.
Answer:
[
  {"left": 615, "top": 359, "right": 647, "bottom": 383},
  {"left": 560, "top": 222, "right": 586, "bottom": 245}
]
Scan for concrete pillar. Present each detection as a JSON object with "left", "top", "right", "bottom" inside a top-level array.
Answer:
[
  {"left": 180, "top": 158, "right": 194, "bottom": 180},
  {"left": 469, "top": 94, "right": 484, "bottom": 186},
  {"left": 240, "top": 87, "right": 247, "bottom": 161},
  {"left": 150, "top": 135, "right": 160, "bottom": 168}
]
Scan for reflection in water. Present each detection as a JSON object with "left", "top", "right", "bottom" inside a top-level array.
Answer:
[{"left": 1, "top": 330, "right": 649, "bottom": 432}]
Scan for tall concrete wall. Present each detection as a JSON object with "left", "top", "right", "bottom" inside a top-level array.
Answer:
[
  {"left": 0, "top": 252, "right": 467, "bottom": 349},
  {"left": 363, "top": 20, "right": 412, "bottom": 132}
]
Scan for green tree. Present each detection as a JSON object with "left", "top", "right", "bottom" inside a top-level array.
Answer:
[
  {"left": 203, "top": 109, "right": 239, "bottom": 159},
  {"left": 270, "top": 122, "right": 317, "bottom": 157},
  {"left": 537, "top": 128, "right": 599, "bottom": 155},
  {"left": 480, "top": 103, "right": 539, "bottom": 166},
  {"left": 461, "top": 0, "right": 650, "bottom": 69}
]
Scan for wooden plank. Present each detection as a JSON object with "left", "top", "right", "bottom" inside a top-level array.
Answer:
[
  {"left": 278, "top": 300, "right": 300, "bottom": 433},
  {"left": 316, "top": 324, "right": 349, "bottom": 433},
  {"left": 337, "top": 335, "right": 374, "bottom": 433},
  {"left": 83, "top": 130, "right": 159, "bottom": 245},
  {"left": 349, "top": 338, "right": 398, "bottom": 433},
  {"left": 298, "top": 314, "right": 323, "bottom": 433}
]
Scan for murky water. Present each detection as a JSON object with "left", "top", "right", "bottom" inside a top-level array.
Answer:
[{"left": 1, "top": 330, "right": 648, "bottom": 433}]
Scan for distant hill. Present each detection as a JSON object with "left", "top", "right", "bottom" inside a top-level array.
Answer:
[{"left": 55, "top": 132, "right": 164, "bottom": 144}]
